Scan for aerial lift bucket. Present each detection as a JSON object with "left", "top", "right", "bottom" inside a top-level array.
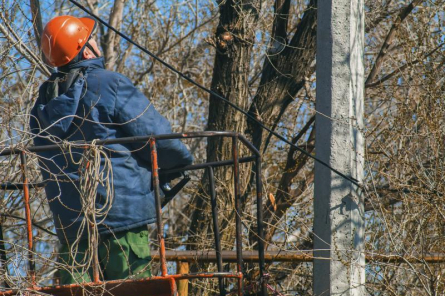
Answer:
[{"left": 0, "top": 131, "right": 266, "bottom": 296}]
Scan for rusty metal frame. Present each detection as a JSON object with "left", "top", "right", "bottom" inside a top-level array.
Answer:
[
  {"left": 0, "top": 131, "right": 266, "bottom": 296},
  {"left": 208, "top": 166, "right": 226, "bottom": 296},
  {"left": 19, "top": 152, "right": 35, "bottom": 287}
]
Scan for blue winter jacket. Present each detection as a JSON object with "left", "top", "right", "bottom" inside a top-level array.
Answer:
[{"left": 30, "top": 57, "right": 193, "bottom": 243}]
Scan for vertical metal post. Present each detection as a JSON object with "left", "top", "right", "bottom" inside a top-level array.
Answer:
[
  {"left": 91, "top": 234, "right": 100, "bottom": 283},
  {"left": 232, "top": 137, "right": 243, "bottom": 296},
  {"left": 0, "top": 225, "right": 9, "bottom": 288},
  {"left": 90, "top": 209, "right": 100, "bottom": 283},
  {"left": 177, "top": 261, "right": 189, "bottom": 296},
  {"left": 20, "top": 152, "right": 35, "bottom": 286},
  {"left": 207, "top": 167, "right": 226, "bottom": 296},
  {"left": 150, "top": 138, "right": 168, "bottom": 277},
  {"left": 255, "top": 156, "right": 267, "bottom": 296}
]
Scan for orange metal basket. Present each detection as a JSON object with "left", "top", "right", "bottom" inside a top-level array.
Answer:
[{"left": 0, "top": 132, "right": 266, "bottom": 296}]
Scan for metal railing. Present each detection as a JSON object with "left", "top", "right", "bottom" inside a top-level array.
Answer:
[{"left": 0, "top": 131, "right": 267, "bottom": 296}]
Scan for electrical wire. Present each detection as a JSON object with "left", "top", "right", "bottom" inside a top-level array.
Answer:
[{"left": 67, "top": 0, "right": 360, "bottom": 188}]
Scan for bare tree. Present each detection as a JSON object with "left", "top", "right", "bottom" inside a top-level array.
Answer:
[{"left": 0, "top": 0, "right": 444, "bottom": 295}]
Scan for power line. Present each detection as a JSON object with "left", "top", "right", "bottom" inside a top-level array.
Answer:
[{"left": 67, "top": 0, "right": 360, "bottom": 188}]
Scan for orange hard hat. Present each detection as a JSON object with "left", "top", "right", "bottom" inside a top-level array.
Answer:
[{"left": 41, "top": 15, "right": 96, "bottom": 67}]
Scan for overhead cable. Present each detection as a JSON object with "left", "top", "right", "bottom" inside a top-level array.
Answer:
[{"left": 67, "top": 0, "right": 360, "bottom": 188}]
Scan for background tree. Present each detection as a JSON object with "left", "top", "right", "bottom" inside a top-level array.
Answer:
[{"left": 0, "top": 0, "right": 444, "bottom": 295}]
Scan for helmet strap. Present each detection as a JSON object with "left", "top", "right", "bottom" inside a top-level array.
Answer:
[{"left": 85, "top": 41, "right": 100, "bottom": 58}]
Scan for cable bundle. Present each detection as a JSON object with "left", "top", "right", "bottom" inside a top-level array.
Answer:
[{"left": 67, "top": 140, "right": 114, "bottom": 278}]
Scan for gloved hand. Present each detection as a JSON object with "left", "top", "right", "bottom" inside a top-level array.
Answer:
[{"left": 159, "top": 171, "right": 183, "bottom": 184}]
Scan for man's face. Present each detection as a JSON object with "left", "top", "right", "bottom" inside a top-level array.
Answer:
[{"left": 84, "top": 38, "right": 102, "bottom": 58}]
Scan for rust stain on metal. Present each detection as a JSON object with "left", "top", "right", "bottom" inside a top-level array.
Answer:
[
  {"left": 150, "top": 139, "right": 168, "bottom": 277},
  {"left": 167, "top": 272, "right": 242, "bottom": 280},
  {"left": 0, "top": 274, "right": 247, "bottom": 296},
  {"left": 20, "top": 152, "right": 35, "bottom": 286},
  {"left": 0, "top": 278, "right": 177, "bottom": 296}
]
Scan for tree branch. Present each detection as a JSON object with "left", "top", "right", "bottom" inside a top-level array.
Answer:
[
  {"left": 365, "top": 0, "right": 396, "bottom": 33},
  {"left": 264, "top": 125, "right": 315, "bottom": 244},
  {"left": 272, "top": 0, "right": 291, "bottom": 41},
  {"left": 366, "top": 42, "right": 445, "bottom": 88},
  {"left": 103, "top": 0, "right": 124, "bottom": 70},
  {"left": 0, "top": 15, "right": 50, "bottom": 77},
  {"left": 246, "top": 0, "right": 317, "bottom": 158},
  {"left": 29, "top": 0, "right": 43, "bottom": 48},
  {"left": 366, "top": 0, "right": 424, "bottom": 85}
]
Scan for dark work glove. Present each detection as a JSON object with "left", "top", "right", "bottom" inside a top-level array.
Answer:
[
  {"left": 159, "top": 172, "right": 191, "bottom": 207},
  {"left": 159, "top": 171, "right": 183, "bottom": 184}
]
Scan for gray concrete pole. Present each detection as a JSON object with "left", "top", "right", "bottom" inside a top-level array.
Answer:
[{"left": 313, "top": 0, "right": 365, "bottom": 295}]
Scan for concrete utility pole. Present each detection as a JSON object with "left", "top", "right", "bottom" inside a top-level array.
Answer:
[{"left": 313, "top": 0, "right": 365, "bottom": 295}]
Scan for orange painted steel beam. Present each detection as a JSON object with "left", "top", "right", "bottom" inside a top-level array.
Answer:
[
  {"left": 150, "top": 250, "right": 445, "bottom": 264},
  {"left": 151, "top": 250, "right": 312, "bottom": 262},
  {"left": 150, "top": 138, "right": 168, "bottom": 277},
  {"left": 0, "top": 273, "right": 240, "bottom": 296},
  {"left": 20, "top": 152, "right": 35, "bottom": 286},
  {"left": 177, "top": 261, "right": 189, "bottom": 296},
  {"left": 0, "top": 277, "right": 177, "bottom": 296},
  {"left": 366, "top": 253, "right": 445, "bottom": 264}
]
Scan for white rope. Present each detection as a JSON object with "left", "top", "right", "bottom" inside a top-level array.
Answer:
[{"left": 66, "top": 140, "right": 114, "bottom": 275}]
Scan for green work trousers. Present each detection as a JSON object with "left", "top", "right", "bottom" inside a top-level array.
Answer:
[{"left": 59, "top": 226, "right": 152, "bottom": 284}]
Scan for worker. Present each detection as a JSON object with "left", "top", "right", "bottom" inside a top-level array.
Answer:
[{"left": 30, "top": 15, "right": 193, "bottom": 284}]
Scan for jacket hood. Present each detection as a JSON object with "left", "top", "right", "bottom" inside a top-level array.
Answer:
[
  {"left": 58, "top": 57, "right": 105, "bottom": 72},
  {"left": 33, "top": 58, "right": 105, "bottom": 138},
  {"left": 35, "top": 75, "right": 84, "bottom": 137}
]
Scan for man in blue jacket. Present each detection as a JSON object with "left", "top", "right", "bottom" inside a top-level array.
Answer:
[{"left": 30, "top": 15, "right": 193, "bottom": 284}]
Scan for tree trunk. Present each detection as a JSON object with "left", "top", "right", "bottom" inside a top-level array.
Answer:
[
  {"left": 246, "top": 0, "right": 317, "bottom": 154},
  {"left": 188, "top": 0, "right": 260, "bottom": 249},
  {"left": 245, "top": 0, "right": 318, "bottom": 248}
]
